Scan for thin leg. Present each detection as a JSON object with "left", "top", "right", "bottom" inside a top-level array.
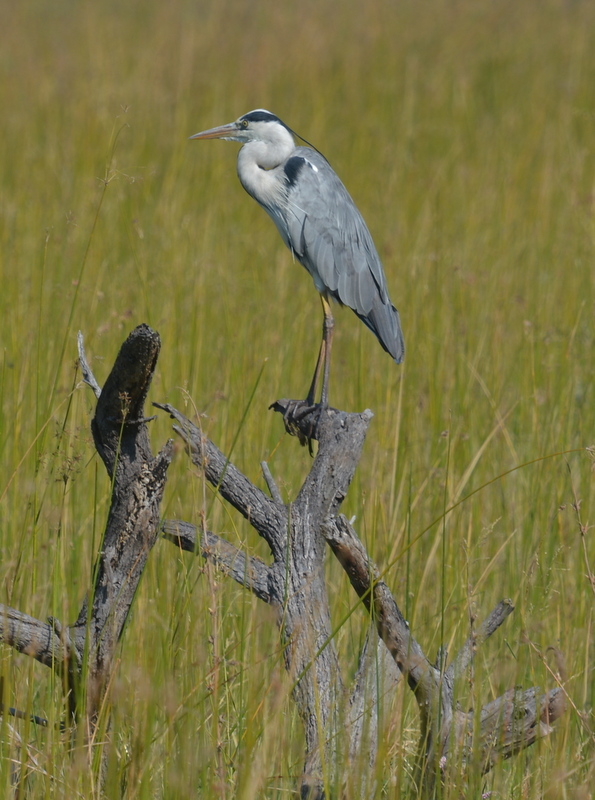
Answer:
[
  {"left": 306, "top": 336, "right": 326, "bottom": 406},
  {"left": 319, "top": 295, "right": 334, "bottom": 407},
  {"left": 275, "top": 295, "right": 335, "bottom": 451},
  {"left": 305, "top": 295, "right": 335, "bottom": 406}
]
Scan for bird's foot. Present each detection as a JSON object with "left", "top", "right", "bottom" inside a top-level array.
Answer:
[{"left": 269, "top": 398, "right": 327, "bottom": 452}]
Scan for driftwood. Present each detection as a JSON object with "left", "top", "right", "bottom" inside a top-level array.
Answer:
[
  {"left": 159, "top": 397, "right": 565, "bottom": 798},
  {"left": 0, "top": 324, "right": 173, "bottom": 734}
]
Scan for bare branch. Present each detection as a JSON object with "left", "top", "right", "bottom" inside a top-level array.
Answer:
[
  {"left": 7, "top": 321, "right": 564, "bottom": 796},
  {"left": 1, "top": 324, "right": 173, "bottom": 744},
  {"left": 159, "top": 401, "right": 375, "bottom": 798},
  {"left": 446, "top": 599, "right": 515, "bottom": 683},
  {"left": 73, "top": 325, "right": 173, "bottom": 722},
  {"left": 0, "top": 606, "right": 78, "bottom": 669},
  {"left": 322, "top": 513, "right": 564, "bottom": 795},
  {"left": 261, "top": 460, "right": 283, "bottom": 505},
  {"left": 162, "top": 519, "right": 271, "bottom": 602},
  {"left": 77, "top": 331, "right": 102, "bottom": 399},
  {"left": 154, "top": 403, "right": 287, "bottom": 559},
  {"left": 473, "top": 686, "right": 565, "bottom": 770},
  {"left": 322, "top": 515, "right": 432, "bottom": 694},
  {"left": 348, "top": 628, "right": 401, "bottom": 778}
]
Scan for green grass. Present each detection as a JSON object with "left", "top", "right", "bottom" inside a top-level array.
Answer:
[{"left": 0, "top": 0, "right": 594, "bottom": 796}]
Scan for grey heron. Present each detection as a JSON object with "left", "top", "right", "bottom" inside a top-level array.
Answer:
[{"left": 190, "top": 109, "right": 404, "bottom": 411}]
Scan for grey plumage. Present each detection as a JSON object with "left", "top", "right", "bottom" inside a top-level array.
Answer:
[
  {"left": 271, "top": 146, "right": 404, "bottom": 362},
  {"left": 190, "top": 109, "right": 404, "bottom": 404}
]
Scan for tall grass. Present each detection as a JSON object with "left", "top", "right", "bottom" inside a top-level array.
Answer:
[{"left": 0, "top": 0, "right": 593, "bottom": 796}]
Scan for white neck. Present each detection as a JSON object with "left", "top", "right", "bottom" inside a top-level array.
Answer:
[{"left": 236, "top": 127, "right": 296, "bottom": 207}]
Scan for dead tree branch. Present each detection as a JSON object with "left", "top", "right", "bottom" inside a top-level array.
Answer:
[
  {"left": 159, "top": 397, "right": 564, "bottom": 797},
  {"left": 0, "top": 321, "right": 566, "bottom": 797},
  {"left": 323, "top": 514, "right": 565, "bottom": 794},
  {"left": 162, "top": 519, "right": 271, "bottom": 602},
  {"left": 0, "top": 607, "right": 71, "bottom": 669},
  {"left": 0, "top": 324, "right": 173, "bottom": 735},
  {"left": 157, "top": 401, "right": 377, "bottom": 798}
]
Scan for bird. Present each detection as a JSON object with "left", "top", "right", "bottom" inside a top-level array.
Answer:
[{"left": 190, "top": 109, "right": 404, "bottom": 413}]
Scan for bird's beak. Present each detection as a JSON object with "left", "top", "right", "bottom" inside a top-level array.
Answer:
[{"left": 189, "top": 122, "right": 237, "bottom": 141}]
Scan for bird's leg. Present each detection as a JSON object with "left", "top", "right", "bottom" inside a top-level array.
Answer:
[
  {"left": 305, "top": 338, "right": 326, "bottom": 407},
  {"left": 305, "top": 295, "right": 334, "bottom": 407},
  {"left": 318, "top": 295, "right": 334, "bottom": 407},
  {"left": 274, "top": 297, "right": 335, "bottom": 450}
]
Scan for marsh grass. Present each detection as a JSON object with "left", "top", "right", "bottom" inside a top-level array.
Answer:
[{"left": 0, "top": 0, "right": 593, "bottom": 796}]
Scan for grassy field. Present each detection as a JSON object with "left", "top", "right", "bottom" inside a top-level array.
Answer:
[{"left": 0, "top": 0, "right": 593, "bottom": 796}]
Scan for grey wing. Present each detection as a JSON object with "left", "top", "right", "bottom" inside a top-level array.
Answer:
[{"left": 280, "top": 148, "right": 404, "bottom": 363}]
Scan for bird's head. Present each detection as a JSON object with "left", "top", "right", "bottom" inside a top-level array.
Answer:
[{"left": 189, "top": 109, "right": 294, "bottom": 146}]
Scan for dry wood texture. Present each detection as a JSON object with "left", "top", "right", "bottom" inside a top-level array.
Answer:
[
  {"left": 1, "top": 325, "right": 173, "bottom": 731},
  {"left": 0, "top": 328, "right": 564, "bottom": 798},
  {"left": 160, "top": 397, "right": 565, "bottom": 798}
]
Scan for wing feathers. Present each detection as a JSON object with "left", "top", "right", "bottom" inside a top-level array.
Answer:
[{"left": 273, "top": 148, "right": 405, "bottom": 363}]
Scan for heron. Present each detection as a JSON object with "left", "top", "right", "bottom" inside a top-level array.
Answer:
[{"left": 190, "top": 109, "right": 404, "bottom": 413}]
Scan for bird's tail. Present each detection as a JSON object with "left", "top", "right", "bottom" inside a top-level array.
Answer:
[{"left": 356, "top": 302, "right": 405, "bottom": 364}]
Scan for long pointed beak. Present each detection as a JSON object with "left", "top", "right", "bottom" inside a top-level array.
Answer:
[{"left": 189, "top": 122, "right": 237, "bottom": 140}]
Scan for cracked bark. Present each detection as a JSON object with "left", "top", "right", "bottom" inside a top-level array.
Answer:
[
  {"left": 160, "top": 400, "right": 565, "bottom": 798},
  {"left": 0, "top": 324, "right": 564, "bottom": 797},
  {"left": 0, "top": 324, "right": 173, "bottom": 732},
  {"left": 158, "top": 402, "right": 380, "bottom": 798},
  {"left": 323, "top": 514, "right": 565, "bottom": 795}
]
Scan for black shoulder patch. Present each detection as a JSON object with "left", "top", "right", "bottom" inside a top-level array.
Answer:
[{"left": 284, "top": 156, "right": 306, "bottom": 187}]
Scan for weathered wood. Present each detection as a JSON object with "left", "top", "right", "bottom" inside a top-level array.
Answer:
[
  {"left": 347, "top": 628, "right": 401, "bottom": 798},
  {"left": 1, "top": 325, "right": 173, "bottom": 735},
  {"left": 159, "top": 401, "right": 376, "bottom": 798},
  {"left": 445, "top": 599, "right": 514, "bottom": 683},
  {"left": 77, "top": 330, "right": 102, "bottom": 399},
  {"left": 322, "top": 512, "right": 443, "bottom": 783},
  {"left": 155, "top": 403, "right": 286, "bottom": 559},
  {"left": 0, "top": 607, "right": 74, "bottom": 669},
  {"left": 160, "top": 396, "right": 565, "bottom": 796},
  {"left": 162, "top": 519, "right": 271, "bottom": 602},
  {"left": 473, "top": 685, "right": 565, "bottom": 769},
  {"left": 322, "top": 514, "right": 564, "bottom": 795},
  {"left": 70, "top": 325, "right": 173, "bottom": 723},
  {"left": 0, "top": 323, "right": 565, "bottom": 797}
]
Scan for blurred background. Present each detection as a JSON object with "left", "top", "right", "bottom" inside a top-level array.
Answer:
[{"left": 0, "top": 0, "right": 593, "bottom": 796}]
